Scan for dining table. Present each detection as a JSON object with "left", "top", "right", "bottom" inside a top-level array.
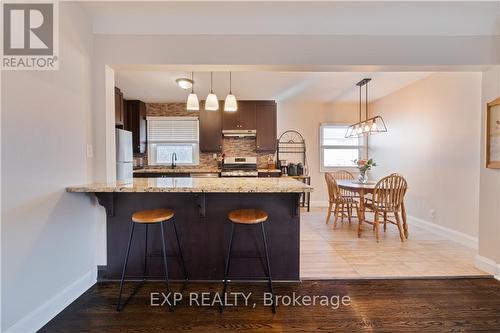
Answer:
[{"left": 336, "top": 179, "right": 408, "bottom": 238}]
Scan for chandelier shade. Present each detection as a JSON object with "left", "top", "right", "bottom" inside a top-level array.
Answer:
[{"left": 345, "top": 78, "right": 388, "bottom": 138}]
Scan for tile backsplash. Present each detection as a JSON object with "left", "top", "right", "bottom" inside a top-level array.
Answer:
[{"left": 143, "top": 103, "right": 275, "bottom": 168}]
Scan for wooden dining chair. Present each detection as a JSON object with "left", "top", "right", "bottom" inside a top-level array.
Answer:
[
  {"left": 362, "top": 173, "right": 408, "bottom": 242},
  {"left": 325, "top": 173, "right": 360, "bottom": 228}
]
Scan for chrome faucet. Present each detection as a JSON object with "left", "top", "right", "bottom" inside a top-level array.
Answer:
[{"left": 171, "top": 152, "right": 177, "bottom": 168}]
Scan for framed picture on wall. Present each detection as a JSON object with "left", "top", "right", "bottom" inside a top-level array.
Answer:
[{"left": 487, "top": 97, "right": 500, "bottom": 168}]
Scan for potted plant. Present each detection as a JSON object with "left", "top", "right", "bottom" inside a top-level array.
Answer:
[{"left": 354, "top": 158, "right": 376, "bottom": 183}]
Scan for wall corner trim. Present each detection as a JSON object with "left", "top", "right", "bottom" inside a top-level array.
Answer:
[
  {"left": 408, "top": 216, "right": 478, "bottom": 250},
  {"left": 474, "top": 255, "right": 500, "bottom": 280},
  {"left": 4, "top": 268, "right": 97, "bottom": 333}
]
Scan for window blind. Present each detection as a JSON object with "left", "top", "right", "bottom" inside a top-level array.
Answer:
[{"left": 147, "top": 117, "right": 199, "bottom": 143}]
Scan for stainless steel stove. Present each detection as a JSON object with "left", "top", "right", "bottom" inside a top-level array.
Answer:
[{"left": 221, "top": 156, "right": 258, "bottom": 177}]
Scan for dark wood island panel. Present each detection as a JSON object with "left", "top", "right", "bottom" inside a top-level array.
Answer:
[{"left": 100, "top": 192, "right": 300, "bottom": 281}]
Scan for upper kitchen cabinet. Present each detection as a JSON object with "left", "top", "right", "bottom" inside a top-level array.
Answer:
[
  {"left": 199, "top": 101, "right": 223, "bottom": 152},
  {"left": 256, "top": 101, "right": 277, "bottom": 152},
  {"left": 222, "top": 101, "right": 256, "bottom": 130},
  {"left": 126, "top": 100, "right": 147, "bottom": 154},
  {"left": 114, "top": 87, "right": 125, "bottom": 128}
]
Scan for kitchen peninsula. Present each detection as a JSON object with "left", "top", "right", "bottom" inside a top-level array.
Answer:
[{"left": 67, "top": 177, "right": 312, "bottom": 281}]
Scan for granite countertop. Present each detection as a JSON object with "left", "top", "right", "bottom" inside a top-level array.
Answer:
[
  {"left": 133, "top": 167, "right": 221, "bottom": 174},
  {"left": 66, "top": 177, "right": 313, "bottom": 193}
]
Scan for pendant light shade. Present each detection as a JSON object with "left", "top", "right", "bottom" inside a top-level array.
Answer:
[
  {"left": 206, "top": 93, "right": 219, "bottom": 111},
  {"left": 205, "top": 72, "right": 219, "bottom": 111},
  {"left": 224, "top": 72, "right": 238, "bottom": 112},
  {"left": 186, "top": 72, "right": 199, "bottom": 111},
  {"left": 345, "top": 78, "right": 387, "bottom": 138},
  {"left": 187, "top": 93, "right": 199, "bottom": 111}
]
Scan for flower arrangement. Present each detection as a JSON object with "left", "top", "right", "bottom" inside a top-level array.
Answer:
[{"left": 353, "top": 158, "right": 377, "bottom": 183}]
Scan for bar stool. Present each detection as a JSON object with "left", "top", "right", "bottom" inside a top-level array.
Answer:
[
  {"left": 221, "top": 209, "right": 276, "bottom": 313},
  {"left": 116, "top": 208, "right": 188, "bottom": 312}
]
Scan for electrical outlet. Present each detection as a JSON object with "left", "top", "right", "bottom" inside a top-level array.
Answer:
[
  {"left": 86, "top": 144, "right": 93, "bottom": 158},
  {"left": 213, "top": 153, "right": 217, "bottom": 160},
  {"left": 429, "top": 209, "right": 436, "bottom": 220}
]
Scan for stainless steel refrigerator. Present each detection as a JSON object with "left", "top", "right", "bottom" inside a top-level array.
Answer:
[{"left": 116, "top": 129, "right": 133, "bottom": 180}]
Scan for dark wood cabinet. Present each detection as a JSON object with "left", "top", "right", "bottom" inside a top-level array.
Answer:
[
  {"left": 256, "top": 101, "right": 277, "bottom": 152},
  {"left": 222, "top": 101, "right": 256, "bottom": 130},
  {"left": 125, "top": 100, "right": 147, "bottom": 154},
  {"left": 258, "top": 171, "right": 281, "bottom": 178},
  {"left": 199, "top": 101, "right": 223, "bottom": 152},
  {"left": 114, "top": 87, "right": 125, "bottom": 127},
  {"left": 238, "top": 101, "right": 256, "bottom": 130}
]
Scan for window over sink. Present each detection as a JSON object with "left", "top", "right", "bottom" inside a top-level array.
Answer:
[
  {"left": 320, "top": 124, "right": 365, "bottom": 171},
  {"left": 147, "top": 117, "right": 199, "bottom": 166}
]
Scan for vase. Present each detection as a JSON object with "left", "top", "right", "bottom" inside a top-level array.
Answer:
[{"left": 358, "top": 171, "right": 368, "bottom": 183}]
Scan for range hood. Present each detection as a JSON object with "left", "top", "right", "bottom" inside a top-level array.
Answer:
[{"left": 222, "top": 129, "right": 257, "bottom": 137}]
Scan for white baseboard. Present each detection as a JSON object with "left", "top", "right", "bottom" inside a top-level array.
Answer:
[
  {"left": 474, "top": 255, "right": 500, "bottom": 280},
  {"left": 5, "top": 267, "right": 97, "bottom": 333},
  {"left": 407, "top": 216, "right": 478, "bottom": 250}
]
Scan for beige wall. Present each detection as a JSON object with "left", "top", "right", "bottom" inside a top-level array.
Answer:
[
  {"left": 368, "top": 73, "right": 482, "bottom": 238},
  {"left": 478, "top": 66, "right": 500, "bottom": 268},
  {"left": 1, "top": 3, "right": 97, "bottom": 331},
  {"left": 277, "top": 101, "right": 359, "bottom": 204}
]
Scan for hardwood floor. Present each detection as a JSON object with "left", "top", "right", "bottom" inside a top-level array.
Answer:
[
  {"left": 40, "top": 279, "right": 500, "bottom": 332},
  {"left": 301, "top": 208, "right": 487, "bottom": 279}
]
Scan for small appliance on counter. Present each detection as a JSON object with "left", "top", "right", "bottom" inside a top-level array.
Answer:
[
  {"left": 279, "top": 159, "right": 288, "bottom": 175},
  {"left": 297, "top": 163, "right": 304, "bottom": 176},
  {"left": 288, "top": 163, "right": 298, "bottom": 176},
  {"left": 133, "top": 156, "right": 144, "bottom": 170},
  {"left": 116, "top": 129, "right": 133, "bottom": 180},
  {"left": 221, "top": 156, "right": 258, "bottom": 177}
]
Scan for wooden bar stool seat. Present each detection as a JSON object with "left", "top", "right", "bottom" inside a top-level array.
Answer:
[
  {"left": 228, "top": 209, "right": 268, "bottom": 224},
  {"left": 132, "top": 208, "right": 175, "bottom": 223}
]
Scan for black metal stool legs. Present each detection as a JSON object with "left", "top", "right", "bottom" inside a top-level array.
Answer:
[
  {"left": 221, "top": 221, "right": 275, "bottom": 313},
  {"left": 172, "top": 217, "right": 189, "bottom": 281},
  {"left": 159, "top": 221, "right": 173, "bottom": 312},
  {"left": 143, "top": 224, "right": 148, "bottom": 282},
  {"left": 220, "top": 223, "right": 235, "bottom": 313},
  {"left": 117, "top": 222, "right": 135, "bottom": 312},
  {"left": 261, "top": 223, "right": 276, "bottom": 313}
]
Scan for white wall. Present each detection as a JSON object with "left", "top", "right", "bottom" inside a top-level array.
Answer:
[
  {"left": 1, "top": 3, "right": 97, "bottom": 332},
  {"left": 368, "top": 73, "right": 482, "bottom": 238},
  {"left": 277, "top": 101, "right": 359, "bottom": 205},
  {"left": 477, "top": 66, "right": 500, "bottom": 274}
]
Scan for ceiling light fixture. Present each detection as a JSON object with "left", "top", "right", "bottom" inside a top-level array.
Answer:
[
  {"left": 176, "top": 77, "right": 193, "bottom": 90},
  {"left": 224, "top": 72, "right": 238, "bottom": 112},
  {"left": 186, "top": 72, "right": 199, "bottom": 111},
  {"left": 205, "top": 72, "right": 219, "bottom": 111},
  {"left": 345, "top": 78, "right": 387, "bottom": 138}
]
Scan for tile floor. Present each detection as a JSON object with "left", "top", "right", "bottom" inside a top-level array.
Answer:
[{"left": 300, "top": 208, "right": 488, "bottom": 279}]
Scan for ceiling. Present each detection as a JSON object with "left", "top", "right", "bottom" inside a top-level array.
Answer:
[
  {"left": 81, "top": 1, "right": 499, "bottom": 36},
  {"left": 115, "top": 71, "right": 432, "bottom": 103}
]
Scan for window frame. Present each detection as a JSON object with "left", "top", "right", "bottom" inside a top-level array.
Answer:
[
  {"left": 147, "top": 117, "right": 200, "bottom": 166},
  {"left": 319, "top": 123, "right": 366, "bottom": 172}
]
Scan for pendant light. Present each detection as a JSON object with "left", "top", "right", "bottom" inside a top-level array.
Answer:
[
  {"left": 205, "top": 72, "right": 219, "bottom": 111},
  {"left": 186, "top": 72, "right": 199, "bottom": 111},
  {"left": 345, "top": 78, "right": 387, "bottom": 138},
  {"left": 224, "top": 72, "right": 238, "bottom": 112}
]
